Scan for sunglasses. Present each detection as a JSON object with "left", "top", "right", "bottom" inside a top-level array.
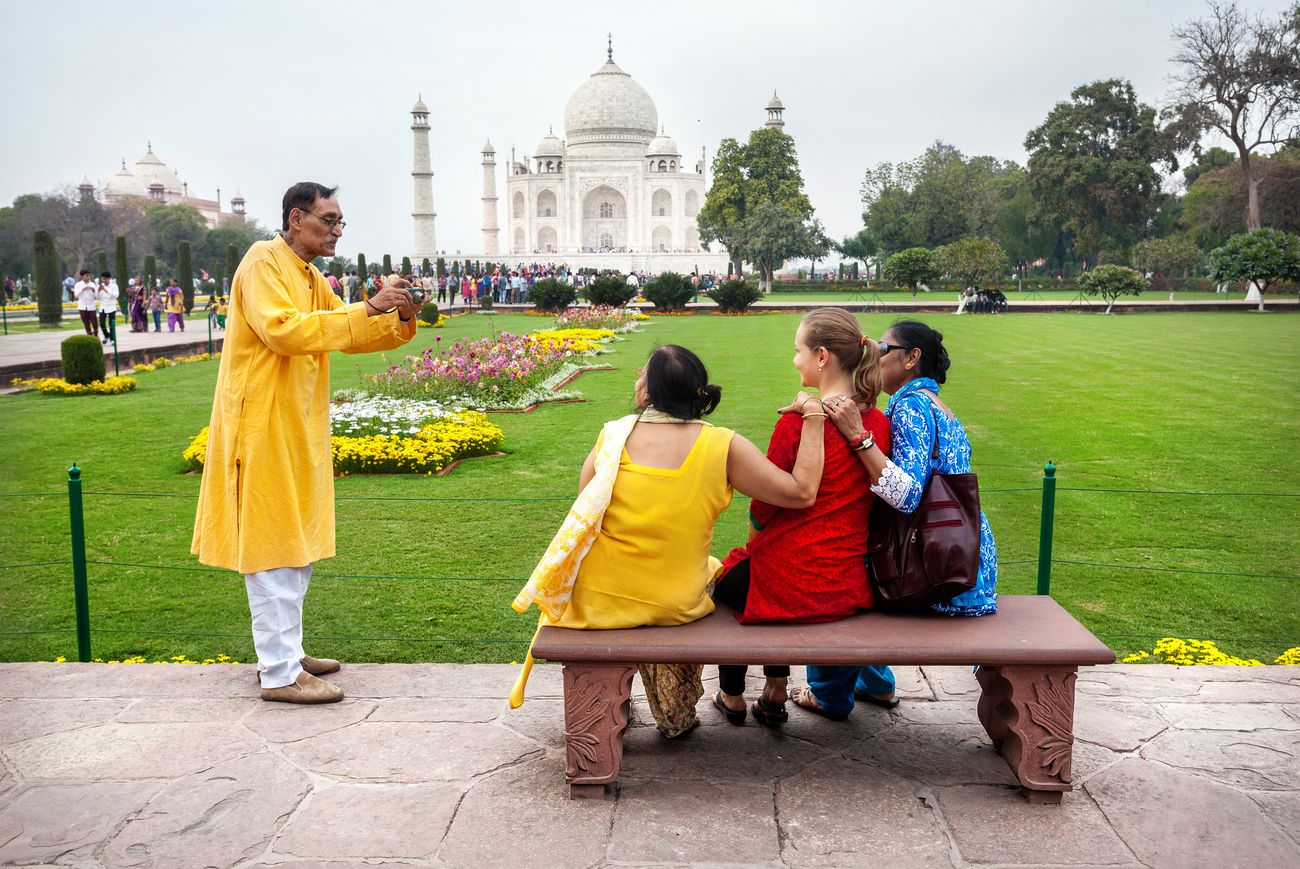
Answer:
[{"left": 878, "top": 341, "right": 908, "bottom": 356}]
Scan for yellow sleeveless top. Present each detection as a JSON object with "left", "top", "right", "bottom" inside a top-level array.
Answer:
[{"left": 552, "top": 424, "right": 735, "bottom": 629}]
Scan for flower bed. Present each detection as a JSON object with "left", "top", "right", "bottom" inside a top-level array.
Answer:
[
  {"left": 1120, "top": 637, "right": 1300, "bottom": 666},
  {"left": 133, "top": 351, "right": 220, "bottom": 373},
  {"left": 183, "top": 406, "right": 503, "bottom": 476},
  {"left": 552, "top": 305, "right": 647, "bottom": 331},
  {"left": 11, "top": 375, "right": 137, "bottom": 396}
]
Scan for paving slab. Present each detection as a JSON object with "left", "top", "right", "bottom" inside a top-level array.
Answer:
[
  {"left": 611, "top": 780, "right": 778, "bottom": 864},
  {"left": 619, "top": 718, "right": 826, "bottom": 783},
  {"left": 370, "top": 697, "right": 503, "bottom": 724},
  {"left": 850, "top": 723, "right": 1017, "bottom": 786},
  {"left": 280, "top": 721, "right": 541, "bottom": 783},
  {"left": 778, "top": 758, "right": 953, "bottom": 868},
  {"left": 437, "top": 758, "right": 612, "bottom": 868},
  {"left": 1072, "top": 697, "right": 1168, "bottom": 751},
  {"left": 1087, "top": 758, "right": 1299, "bottom": 868},
  {"left": 1247, "top": 790, "right": 1300, "bottom": 849},
  {"left": 1156, "top": 702, "right": 1297, "bottom": 731},
  {"left": 3, "top": 721, "right": 262, "bottom": 781},
  {"left": 115, "top": 697, "right": 255, "bottom": 724},
  {"left": 274, "top": 783, "right": 460, "bottom": 861},
  {"left": 0, "top": 781, "right": 162, "bottom": 865},
  {"left": 243, "top": 698, "right": 378, "bottom": 742},
  {"left": 1140, "top": 727, "right": 1300, "bottom": 790},
  {"left": 102, "top": 752, "right": 310, "bottom": 868},
  {"left": 0, "top": 698, "right": 126, "bottom": 744},
  {"left": 934, "top": 784, "right": 1131, "bottom": 865}
]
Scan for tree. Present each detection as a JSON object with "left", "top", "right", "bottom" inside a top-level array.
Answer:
[
  {"left": 1210, "top": 228, "right": 1300, "bottom": 310},
  {"left": 882, "top": 247, "right": 939, "bottom": 299},
  {"left": 146, "top": 204, "right": 207, "bottom": 274},
  {"left": 383, "top": 254, "right": 392, "bottom": 275},
  {"left": 1078, "top": 264, "right": 1147, "bottom": 313},
  {"left": 143, "top": 255, "right": 156, "bottom": 296},
  {"left": 356, "top": 254, "right": 367, "bottom": 290},
  {"left": 1132, "top": 234, "right": 1203, "bottom": 295},
  {"left": 1182, "top": 146, "right": 1300, "bottom": 248},
  {"left": 401, "top": 255, "right": 412, "bottom": 275},
  {"left": 1166, "top": 1, "right": 1300, "bottom": 230},
  {"left": 1024, "top": 79, "right": 1179, "bottom": 261},
  {"left": 697, "top": 137, "right": 748, "bottom": 277},
  {"left": 837, "top": 229, "right": 877, "bottom": 272},
  {"left": 114, "top": 236, "right": 128, "bottom": 315},
  {"left": 97, "top": 251, "right": 108, "bottom": 276},
  {"left": 325, "top": 255, "right": 354, "bottom": 278},
  {"left": 421, "top": 257, "right": 432, "bottom": 275},
  {"left": 1182, "top": 146, "right": 1236, "bottom": 188},
  {"left": 33, "top": 230, "right": 61, "bottom": 326},
  {"left": 436, "top": 256, "right": 445, "bottom": 278},
  {"left": 176, "top": 241, "right": 195, "bottom": 313},
  {"left": 738, "top": 202, "right": 829, "bottom": 291},
  {"left": 935, "top": 237, "right": 1010, "bottom": 292}
]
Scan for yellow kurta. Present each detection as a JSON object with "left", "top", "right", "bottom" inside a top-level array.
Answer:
[
  {"left": 552, "top": 425, "right": 735, "bottom": 629},
  {"left": 191, "top": 235, "right": 417, "bottom": 574}
]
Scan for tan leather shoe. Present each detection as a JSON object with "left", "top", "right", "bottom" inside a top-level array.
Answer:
[
  {"left": 302, "top": 654, "right": 341, "bottom": 676},
  {"left": 260, "top": 671, "right": 344, "bottom": 704}
]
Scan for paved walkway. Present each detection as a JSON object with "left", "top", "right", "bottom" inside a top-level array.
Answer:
[
  {"left": 0, "top": 325, "right": 221, "bottom": 381},
  {"left": 0, "top": 663, "right": 1296, "bottom": 867}
]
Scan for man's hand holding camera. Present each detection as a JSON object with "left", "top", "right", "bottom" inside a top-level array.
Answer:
[{"left": 366, "top": 279, "right": 420, "bottom": 322}]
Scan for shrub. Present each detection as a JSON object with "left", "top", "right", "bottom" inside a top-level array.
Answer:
[
  {"left": 34, "top": 230, "right": 61, "bottom": 326},
  {"left": 883, "top": 248, "right": 940, "bottom": 299},
  {"left": 383, "top": 254, "right": 393, "bottom": 275},
  {"left": 61, "top": 334, "right": 106, "bottom": 384},
  {"left": 530, "top": 278, "right": 576, "bottom": 312},
  {"left": 642, "top": 271, "right": 694, "bottom": 311},
  {"left": 401, "top": 255, "right": 412, "bottom": 275},
  {"left": 419, "top": 302, "right": 440, "bottom": 325},
  {"left": 709, "top": 279, "right": 762, "bottom": 313},
  {"left": 1078, "top": 264, "right": 1146, "bottom": 314},
  {"left": 584, "top": 276, "right": 636, "bottom": 307}
]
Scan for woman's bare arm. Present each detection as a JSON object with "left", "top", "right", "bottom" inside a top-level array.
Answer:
[{"left": 727, "top": 413, "right": 825, "bottom": 508}]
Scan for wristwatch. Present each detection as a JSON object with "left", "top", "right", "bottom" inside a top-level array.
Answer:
[{"left": 851, "top": 431, "right": 875, "bottom": 452}]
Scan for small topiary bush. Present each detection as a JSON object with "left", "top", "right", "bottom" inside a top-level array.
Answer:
[
  {"left": 642, "top": 272, "right": 695, "bottom": 311},
  {"left": 709, "top": 279, "right": 762, "bottom": 313},
  {"left": 62, "top": 334, "right": 106, "bottom": 385},
  {"left": 584, "top": 276, "right": 636, "bottom": 307},
  {"left": 419, "top": 302, "right": 440, "bottom": 325},
  {"left": 530, "top": 278, "right": 576, "bottom": 312}
]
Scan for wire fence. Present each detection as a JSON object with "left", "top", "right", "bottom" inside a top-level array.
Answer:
[{"left": 0, "top": 462, "right": 1295, "bottom": 661}]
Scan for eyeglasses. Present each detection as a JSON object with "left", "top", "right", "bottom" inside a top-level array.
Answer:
[{"left": 304, "top": 210, "right": 347, "bottom": 231}]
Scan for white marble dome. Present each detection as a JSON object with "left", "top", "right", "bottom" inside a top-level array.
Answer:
[
  {"left": 647, "top": 130, "right": 679, "bottom": 157},
  {"left": 534, "top": 129, "right": 564, "bottom": 157},
  {"left": 564, "top": 59, "right": 658, "bottom": 146}
]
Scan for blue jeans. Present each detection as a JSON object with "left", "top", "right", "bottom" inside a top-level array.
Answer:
[{"left": 805, "top": 665, "right": 896, "bottom": 718}]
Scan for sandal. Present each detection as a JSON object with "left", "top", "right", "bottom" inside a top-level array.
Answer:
[
  {"left": 792, "top": 686, "right": 849, "bottom": 722},
  {"left": 751, "top": 697, "right": 789, "bottom": 727},
  {"left": 713, "top": 690, "right": 747, "bottom": 726},
  {"left": 853, "top": 687, "right": 901, "bottom": 709}
]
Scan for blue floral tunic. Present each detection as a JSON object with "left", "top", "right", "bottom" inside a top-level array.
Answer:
[{"left": 870, "top": 377, "right": 998, "bottom": 616}]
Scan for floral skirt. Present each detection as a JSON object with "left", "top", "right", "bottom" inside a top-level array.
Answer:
[{"left": 637, "top": 663, "right": 704, "bottom": 738}]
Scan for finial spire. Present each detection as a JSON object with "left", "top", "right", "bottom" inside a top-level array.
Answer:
[
  {"left": 147, "top": 140, "right": 152, "bottom": 153},
  {"left": 607, "top": 32, "right": 613, "bottom": 61}
]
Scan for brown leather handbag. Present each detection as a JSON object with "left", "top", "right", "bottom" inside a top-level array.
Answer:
[{"left": 866, "top": 398, "right": 981, "bottom": 611}]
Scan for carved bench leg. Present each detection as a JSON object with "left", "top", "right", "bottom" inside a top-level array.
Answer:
[
  {"left": 976, "top": 665, "right": 1077, "bottom": 804},
  {"left": 561, "top": 662, "right": 636, "bottom": 799}
]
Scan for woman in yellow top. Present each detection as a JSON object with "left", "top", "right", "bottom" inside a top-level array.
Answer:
[{"left": 552, "top": 344, "right": 826, "bottom": 737}]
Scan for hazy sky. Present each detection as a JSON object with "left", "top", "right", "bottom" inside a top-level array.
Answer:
[{"left": 4, "top": 0, "right": 1286, "bottom": 261}]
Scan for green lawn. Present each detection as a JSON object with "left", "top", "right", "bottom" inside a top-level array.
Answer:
[
  {"left": 1, "top": 311, "right": 1297, "bottom": 665},
  {"left": 760, "top": 289, "right": 1267, "bottom": 303}
]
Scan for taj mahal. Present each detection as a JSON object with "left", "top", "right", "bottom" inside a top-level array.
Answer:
[{"left": 410, "top": 41, "right": 783, "bottom": 273}]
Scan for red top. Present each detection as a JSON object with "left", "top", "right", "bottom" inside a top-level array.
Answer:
[{"left": 720, "top": 408, "right": 892, "bottom": 624}]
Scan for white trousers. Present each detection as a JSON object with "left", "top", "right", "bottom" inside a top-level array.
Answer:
[{"left": 244, "top": 564, "right": 313, "bottom": 689}]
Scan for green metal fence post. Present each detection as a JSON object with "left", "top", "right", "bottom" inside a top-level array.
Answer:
[
  {"left": 1037, "top": 461, "right": 1056, "bottom": 595},
  {"left": 207, "top": 309, "right": 213, "bottom": 356},
  {"left": 67, "top": 464, "right": 92, "bottom": 661}
]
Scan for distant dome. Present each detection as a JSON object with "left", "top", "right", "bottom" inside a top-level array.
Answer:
[
  {"left": 482, "top": 139, "right": 496, "bottom": 154},
  {"left": 412, "top": 96, "right": 428, "bottom": 113},
  {"left": 767, "top": 91, "right": 784, "bottom": 110},
  {"left": 564, "top": 58, "right": 658, "bottom": 147},
  {"left": 646, "top": 129, "right": 679, "bottom": 157},
  {"left": 130, "top": 145, "right": 183, "bottom": 193},
  {"left": 534, "top": 128, "right": 564, "bottom": 157}
]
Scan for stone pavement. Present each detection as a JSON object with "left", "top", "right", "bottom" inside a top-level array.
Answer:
[
  {"left": 0, "top": 662, "right": 1296, "bottom": 868},
  {"left": 0, "top": 323, "right": 221, "bottom": 381}
]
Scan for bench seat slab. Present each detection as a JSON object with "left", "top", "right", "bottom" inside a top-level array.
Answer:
[
  {"left": 562, "top": 663, "right": 636, "bottom": 797},
  {"left": 977, "top": 665, "right": 1077, "bottom": 804}
]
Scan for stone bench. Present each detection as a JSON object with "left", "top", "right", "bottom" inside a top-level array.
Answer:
[{"left": 531, "top": 594, "right": 1115, "bottom": 802}]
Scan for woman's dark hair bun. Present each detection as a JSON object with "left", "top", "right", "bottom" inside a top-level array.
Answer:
[
  {"left": 643, "top": 344, "right": 722, "bottom": 419},
  {"left": 890, "top": 319, "right": 951, "bottom": 385}
]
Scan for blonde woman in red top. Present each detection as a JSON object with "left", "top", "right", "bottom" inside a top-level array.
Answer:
[{"left": 714, "top": 308, "right": 895, "bottom": 726}]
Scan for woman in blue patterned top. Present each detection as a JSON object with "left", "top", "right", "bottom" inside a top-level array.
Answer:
[{"left": 822, "top": 320, "right": 998, "bottom": 617}]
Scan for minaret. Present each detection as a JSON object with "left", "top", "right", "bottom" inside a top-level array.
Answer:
[
  {"left": 411, "top": 95, "right": 437, "bottom": 259},
  {"left": 481, "top": 140, "right": 499, "bottom": 256},
  {"left": 765, "top": 91, "right": 785, "bottom": 129}
]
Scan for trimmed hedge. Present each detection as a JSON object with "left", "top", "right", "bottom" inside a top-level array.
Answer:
[
  {"left": 419, "top": 302, "right": 440, "bottom": 325},
  {"left": 62, "top": 334, "right": 106, "bottom": 384},
  {"left": 583, "top": 276, "right": 636, "bottom": 307},
  {"left": 709, "top": 279, "right": 762, "bottom": 313},
  {"left": 530, "top": 278, "right": 576, "bottom": 312},
  {"left": 642, "top": 271, "right": 694, "bottom": 311}
]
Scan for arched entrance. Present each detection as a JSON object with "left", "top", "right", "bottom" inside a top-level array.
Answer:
[
  {"left": 651, "top": 225, "right": 672, "bottom": 252},
  {"left": 582, "top": 185, "right": 627, "bottom": 251}
]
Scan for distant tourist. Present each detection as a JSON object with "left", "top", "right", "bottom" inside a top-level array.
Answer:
[
  {"left": 129, "top": 280, "right": 148, "bottom": 332},
  {"left": 74, "top": 270, "right": 98, "bottom": 337},
  {"left": 147, "top": 288, "right": 163, "bottom": 331},
  {"left": 96, "top": 272, "right": 119, "bottom": 343},
  {"left": 192, "top": 181, "right": 419, "bottom": 705},
  {"left": 165, "top": 279, "right": 185, "bottom": 331}
]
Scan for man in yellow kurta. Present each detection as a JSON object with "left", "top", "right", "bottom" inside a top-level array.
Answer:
[{"left": 192, "top": 182, "right": 418, "bottom": 703}]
